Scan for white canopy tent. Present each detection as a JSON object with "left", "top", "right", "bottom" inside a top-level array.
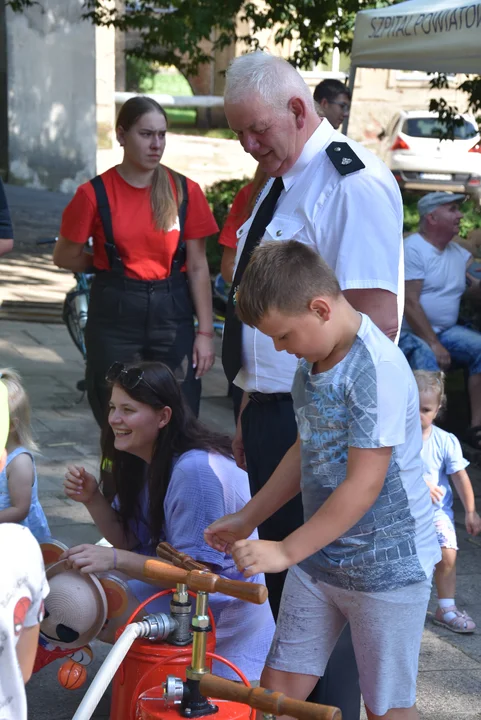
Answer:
[
  {"left": 350, "top": 0, "right": 481, "bottom": 75},
  {"left": 346, "top": 0, "right": 481, "bottom": 133}
]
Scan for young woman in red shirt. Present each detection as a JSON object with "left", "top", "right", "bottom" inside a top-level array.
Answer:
[{"left": 54, "top": 96, "right": 218, "bottom": 426}]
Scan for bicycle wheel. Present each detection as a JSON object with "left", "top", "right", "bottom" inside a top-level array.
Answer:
[{"left": 63, "top": 294, "right": 87, "bottom": 359}]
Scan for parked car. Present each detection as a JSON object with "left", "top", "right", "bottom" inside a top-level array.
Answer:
[{"left": 378, "top": 110, "right": 481, "bottom": 202}]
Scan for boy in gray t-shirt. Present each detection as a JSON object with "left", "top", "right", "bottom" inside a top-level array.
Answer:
[{"left": 206, "top": 240, "right": 441, "bottom": 720}]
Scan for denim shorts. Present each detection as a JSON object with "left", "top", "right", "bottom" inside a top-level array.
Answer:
[{"left": 399, "top": 325, "right": 481, "bottom": 376}]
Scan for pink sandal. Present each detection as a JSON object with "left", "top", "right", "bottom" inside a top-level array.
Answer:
[{"left": 433, "top": 605, "right": 476, "bottom": 633}]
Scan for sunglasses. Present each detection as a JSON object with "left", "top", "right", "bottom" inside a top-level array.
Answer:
[{"left": 105, "top": 362, "right": 160, "bottom": 397}]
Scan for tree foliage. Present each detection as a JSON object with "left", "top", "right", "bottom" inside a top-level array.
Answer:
[
  {"left": 6, "top": 0, "right": 39, "bottom": 10},
  {"left": 429, "top": 76, "right": 481, "bottom": 131},
  {"left": 7, "top": 0, "right": 481, "bottom": 132},
  {"left": 78, "top": 0, "right": 381, "bottom": 75}
]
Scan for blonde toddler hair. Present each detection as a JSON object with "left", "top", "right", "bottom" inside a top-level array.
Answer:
[
  {"left": 413, "top": 370, "right": 447, "bottom": 410},
  {"left": 0, "top": 368, "right": 38, "bottom": 452}
]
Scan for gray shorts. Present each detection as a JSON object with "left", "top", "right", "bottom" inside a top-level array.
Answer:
[{"left": 266, "top": 565, "right": 431, "bottom": 716}]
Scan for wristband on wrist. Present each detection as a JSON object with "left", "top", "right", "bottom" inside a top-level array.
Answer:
[
  {"left": 197, "top": 330, "right": 215, "bottom": 338},
  {"left": 112, "top": 547, "right": 117, "bottom": 570}
]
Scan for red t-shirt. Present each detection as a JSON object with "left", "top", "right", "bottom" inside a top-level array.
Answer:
[
  {"left": 218, "top": 183, "right": 254, "bottom": 250},
  {"left": 60, "top": 167, "right": 219, "bottom": 281}
]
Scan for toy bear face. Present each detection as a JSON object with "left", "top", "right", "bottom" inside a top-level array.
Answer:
[
  {"left": 41, "top": 570, "right": 104, "bottom": 646},
  {"left": 39, "top": 541, "right": 139, "bottom": 649},
  {"left": 40, "top": 564, "right": 108, "bottom": 649}
]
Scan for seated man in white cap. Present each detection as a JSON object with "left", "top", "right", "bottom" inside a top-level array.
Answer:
[{"left": 399, "top": 191, "right": 481, "bottom": 449}]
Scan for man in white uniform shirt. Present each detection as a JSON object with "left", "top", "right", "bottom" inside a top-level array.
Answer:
[{"left": 221, "top": 52, "right": 403, "bottom": 720}]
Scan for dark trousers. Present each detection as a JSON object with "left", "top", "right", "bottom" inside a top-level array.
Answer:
[
  {"left": 230, "top": 383, "right": 245, "bottom": 425},
  {"left": 85, "top": 272, "right": 201, "bottom": 428},
  {"left": 242, "top": 396, "right": 361, "bottom": 720}
]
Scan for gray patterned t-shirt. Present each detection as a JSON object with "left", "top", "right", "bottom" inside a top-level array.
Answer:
[{"left": 293, "top": 314, "right": 441, "bottom": 592}]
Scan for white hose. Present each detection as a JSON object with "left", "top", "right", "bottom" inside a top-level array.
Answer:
[{"left": 72, "top": 622, "right": 145, "bottom": 720}]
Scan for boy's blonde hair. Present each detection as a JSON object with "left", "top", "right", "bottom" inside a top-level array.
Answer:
[
  {"left": 413, "top": 370, "right": 447, "bottom": 410},
  {"left": 0, "top": 369, "right": 38, "bottom": 452},
  {"left": 236, "top": 240, "right": 341, "bottom": 327}
]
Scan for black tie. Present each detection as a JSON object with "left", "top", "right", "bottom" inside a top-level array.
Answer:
[{"left": 222, "top": 176, "right": 284, "bottom": 384}]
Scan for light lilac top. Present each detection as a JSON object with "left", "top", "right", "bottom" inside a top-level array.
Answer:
[{"left": 113, "top": 449, "right": 274, "bottom": 680}]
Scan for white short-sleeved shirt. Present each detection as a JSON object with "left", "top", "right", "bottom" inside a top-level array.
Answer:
[
  {"left": 0, "top": 524, "right": 49, "bottom": 720},
  {"left": 293, "top": 314, "right": 441, "bottom": 592},
  {"left": 421, "top": 424, "right": 469, "bottom": 520},
  {"left": 233, "top": 120, "right": 404, "bottom": 394},
  {"left": 403, "top": 232, "right": 471, "bottom": 333}
]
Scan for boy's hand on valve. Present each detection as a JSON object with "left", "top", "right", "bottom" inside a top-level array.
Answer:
[
  {"left": 204, "top": 510, "right": 255, "bottom": 553},
  {"left": 232, "top": 539, "right": 292, "bottom": 578}
]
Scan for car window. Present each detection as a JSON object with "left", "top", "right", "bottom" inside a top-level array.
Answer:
[{"left": 402, "top": 117, "right": 478, "bottom": 140}]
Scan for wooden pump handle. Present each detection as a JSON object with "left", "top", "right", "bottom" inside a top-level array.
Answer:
[
  {"left": 143, "top": 559, "right": 268, "bottom": 605},
  {"left": 156, "top": 541, "right": 208, "bottom": 572},
  {"left": 199, "top": 675, "right": 342, "bottom": 720}
]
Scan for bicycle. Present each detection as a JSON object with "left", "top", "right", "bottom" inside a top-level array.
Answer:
[{"left": 210, "top": 273, "right": 228, "bottom": 337}]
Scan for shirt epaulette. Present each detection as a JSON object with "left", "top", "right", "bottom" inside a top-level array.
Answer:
[{"left": 325, "top": 141, "right": 366, "bottom": 176}]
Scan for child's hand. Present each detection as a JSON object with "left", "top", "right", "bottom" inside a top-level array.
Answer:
[
  {"left": 231, "top": 539, "right": 291, "bottom": 578},
  {"left": 64, "top": 465, "right": 100, "bottom": 505},
  {"left": 425, "top": 481, "right": 444, "bottom": 504},
  {"left": 204, "top": 511, "right": 255, "bottom": 553},
  {"left": 61, "top": 544, "right": 116, "bottom": 573},
  {"left": 465, "top": 511, "right": 481, "bottom": 536}
]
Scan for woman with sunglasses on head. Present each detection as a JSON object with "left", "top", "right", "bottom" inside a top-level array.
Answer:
[
  {"left": 54, "top": 96, "right": 218, "bottom": 427},
  {"left": 61, "top": 360, "right": 275, "bottom": 681}
]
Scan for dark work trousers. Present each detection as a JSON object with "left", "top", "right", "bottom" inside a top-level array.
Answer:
[
  {"left": 230, "top": 383, "right": 244, "bottom": 425},
  {"left": 242, "top": 396, "right": 361, "bottom": 720},
  {"left": 85, "top": 272, "right": 201, "bottom": 428}
]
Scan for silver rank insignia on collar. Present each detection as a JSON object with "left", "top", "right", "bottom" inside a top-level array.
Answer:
[{"left": 326, "top": 142, "right": 366, "bottom": 176}]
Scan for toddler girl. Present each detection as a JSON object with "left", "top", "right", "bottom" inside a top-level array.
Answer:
[
  {"left": 0, "top": 369, "right": 50, "bottom": 540},
  {"left": 415, "top": 370, "right": 481, "bottom": 633}
]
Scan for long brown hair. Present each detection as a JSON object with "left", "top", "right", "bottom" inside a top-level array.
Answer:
[
  {"left": 102, "top": 361, "right": 233, "bottom": 545},
  {"left": 116, "top": 96, "right": 183, "bottom": 231}
]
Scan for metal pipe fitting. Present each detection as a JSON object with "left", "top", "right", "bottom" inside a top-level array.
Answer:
[
  {"left": 163, "top": 675, "right": 185, "bottom": 707},
  {"left": 170, "top": 583, "right": 193, "bottom": 646},
  {"left": 186, "top": 591, "right": 210, "bottom": 680},
  {"left": 140, "top": 612, "right": 178, "bottom": 642}
]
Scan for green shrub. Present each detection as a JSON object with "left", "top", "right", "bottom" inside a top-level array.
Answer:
[
  {"left": 125, "top": 56, "right": 158, "bottom": 93},
  {"left": 202, "top": 182, "right": 481, "bottom": 277},
  {"left": 402, "top": 191, "right": 421, "bottom": 235},
  {"left": 204, "top": 177, "right": 251, "bottom": 276}
]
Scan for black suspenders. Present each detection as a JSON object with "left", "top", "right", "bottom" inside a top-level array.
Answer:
[{"left": 90, "top": 170, "right": 189, "bottom": 276}]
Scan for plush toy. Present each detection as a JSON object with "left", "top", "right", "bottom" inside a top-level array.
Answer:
[{"left": 34, "top": 539, "right": 140, "bottom": 686}]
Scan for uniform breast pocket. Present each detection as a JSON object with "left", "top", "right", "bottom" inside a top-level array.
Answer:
[{"left": 263, "top": 216, "right": 306, "bottom": 244}]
